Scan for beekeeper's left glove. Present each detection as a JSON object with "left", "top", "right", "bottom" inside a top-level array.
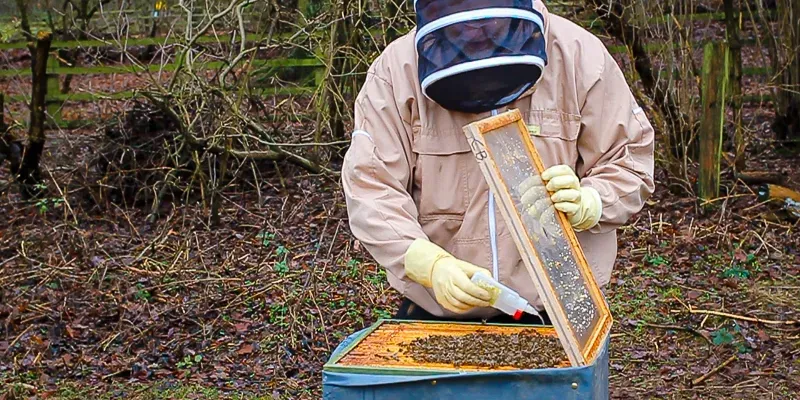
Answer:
[{"left": 540, "top": 165, "right": 602, "bottom": 232}]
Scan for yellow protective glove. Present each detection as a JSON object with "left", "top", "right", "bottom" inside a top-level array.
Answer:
[
  {"left": 518, "top": 175, "right": 560, "bottom": 241},
  {"left": 403, "top": 238, "right": 492, "bottom": 313},
  {"left": 540, "top": 165, "right": 602, "bottom": 232}
]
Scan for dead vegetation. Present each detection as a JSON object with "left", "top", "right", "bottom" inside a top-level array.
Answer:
[
  {"left": 0, "top": 105, "right": 798, "bottom": 398},
  {"left": 0, "top": 0, "right": 799, "bottom": 399}
]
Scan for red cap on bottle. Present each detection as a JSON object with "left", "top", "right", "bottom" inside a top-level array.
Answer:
[{"left": 513, "top": 309, "right": 523, "bottom": 320}]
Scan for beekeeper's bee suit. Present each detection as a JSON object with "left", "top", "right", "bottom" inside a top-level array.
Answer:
[{"left": 341, "top": 0, "right": 655, "bottom": 320}]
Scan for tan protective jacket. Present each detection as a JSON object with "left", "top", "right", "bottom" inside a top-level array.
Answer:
[{"left": 341, "top": 1, "right": 655, "bottom": 319}]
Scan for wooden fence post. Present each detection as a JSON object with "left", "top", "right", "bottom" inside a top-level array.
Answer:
[
  {"left": 698, "top": 41, "right": 730, "bottom": 203},
  {"left": 46, "top": 55, "right": 63, "bottom": 128},
  {"left": 724, "top": 0, "right": 744, "bottom": 171}
]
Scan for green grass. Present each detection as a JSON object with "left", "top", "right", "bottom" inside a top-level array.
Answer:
[
  {"left": 0, "top": 58, "right": 323, "bottom": 77},
  {"left": 609, "top": 281, "right": 661, "bottom": 323},
  {"left": 5, "top": 86, "right": 315, "bottom": 104}
]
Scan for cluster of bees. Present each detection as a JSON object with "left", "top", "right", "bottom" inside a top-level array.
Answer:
[{"left": 401, "top": 330, "right": 566, "bottom": 370}]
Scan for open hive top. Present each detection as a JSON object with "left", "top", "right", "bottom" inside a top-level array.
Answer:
[
  {"left": 325, "top": 320, "right": 570, "bottom": 374},
  {"left": 462, "top": 109, "right": 613, "bottom": 366}
]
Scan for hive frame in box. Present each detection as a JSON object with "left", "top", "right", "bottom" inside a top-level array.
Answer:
[
  {"left": 322, "top": 319, "right": 564, "bottom": 376},
  {"left": 462, "top": 109, "right": 612, "bottom": 367},
  {"left": 323, "top": 319, "right": 454, "bottom": 376}
]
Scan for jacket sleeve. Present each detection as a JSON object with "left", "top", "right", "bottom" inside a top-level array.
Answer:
[
  {"left": 341, "top": 67, "right": 427, "bottom": 286},
  {"left": 577, "top": 49, "right": 655, "bottom": 233}
]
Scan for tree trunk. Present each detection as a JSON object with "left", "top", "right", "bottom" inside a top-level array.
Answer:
[
  {"left": 724, "top": 0, "right": 745, "bottom": 170},
  {"left": 772, "top": 0, "right": 800, "bottom": 147},
  {"left": 326, "top": 0, "right": 350, "bottom": 140},
  {"left": 698, "top": 42, "right": 730, "bottom": 203},
  {"left": 0, "top": 93, "right": 22, "bottom": 175},
  {"left": 143, "top": 13, "right": 160, "bottom": 62},
  {"left": 17, "top": 31, "right": 53, "bottom": 199},
  {"left": 0, "top": 93, "right": 6, "bottom": 134},
  {"left": 14, "top": 0, "right": 32, "bottom": 39},
  {"left": 586, "top": 0, "right": 691, "bottom": 160}
]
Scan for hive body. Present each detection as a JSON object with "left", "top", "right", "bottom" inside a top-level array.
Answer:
[{"left": 322, "top": 320, "right": 609, "bottom": 400}]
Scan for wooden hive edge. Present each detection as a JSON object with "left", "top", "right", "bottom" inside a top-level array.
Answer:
[
  {"left": 473, "top": 109, "right": 522, "bottom": 133},
  {"left": 513, "top": 115, "right": 614, "bottom": 365},
  {"left": 326, "top": 320, "right": 572, "bottom": 373},
  {"left": 462, "top": 108, "right": 615, "bottom": 367}
]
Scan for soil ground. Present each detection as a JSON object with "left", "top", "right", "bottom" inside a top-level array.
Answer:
[{"left": 1, "top": 105, "right": 799, "bottom": 399}]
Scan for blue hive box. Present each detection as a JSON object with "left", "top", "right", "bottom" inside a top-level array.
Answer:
[{"left": 322, "top": 319, "right": 609, "bottom": 400}]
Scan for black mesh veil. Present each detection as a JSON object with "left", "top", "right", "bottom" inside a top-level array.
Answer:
[{"left": 415, "top": 0, "right": 547, "bottom": 113}]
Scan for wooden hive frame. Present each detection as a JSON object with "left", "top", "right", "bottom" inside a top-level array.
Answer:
[
  {"left": 323, "top": 319, "right": 570, "bottom": 375},
  {"left": 462, "top": 108, "right": 612, "bottom": 366}
]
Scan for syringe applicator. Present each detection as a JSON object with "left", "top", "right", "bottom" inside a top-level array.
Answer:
[{"left": 471, "top": 272, "right": 543, "bottom": 323}]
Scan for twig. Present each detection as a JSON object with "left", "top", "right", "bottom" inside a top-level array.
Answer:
[
  {"left": 698, "top": 193, "right": 752, "bottom": 206},
  {"left": 640, "top": 322, "right": 713, "bottom": 346},
  {"left": 691, "top": 354, "right": 737, "bottom": 386},
  {"left": 139, "top": 277, "right": 242, "bottom": 293},
  {"left": 3, "top": 325, "right": 33, "bottom": 357},
  {"left": 44, "top": 166, "right": 78, "bottom": 225},
  {"left": 10, "top": 382, "right": 37, "bottom": 392},
  {"left": 742, "top": 199, "right": 772, "bottom": 213},
  {"left": 685, "top": 307, "right": 799, "bottom": 326},
  {"left": 101, "top": 369, "right": 127, "bottom": 380},
  {"left": 0, "top": 254, "right": 20, "bottom": 268}
]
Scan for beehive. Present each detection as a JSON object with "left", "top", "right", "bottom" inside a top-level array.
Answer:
[
  {"left": 326, "top": 320, "right": 570, "bottom": 375},
  {"left": 323, "top": 109, "right": 611, "bottom": 399},
  {"left": 323, "top": 319, "right": 609, "bottom": 399}
]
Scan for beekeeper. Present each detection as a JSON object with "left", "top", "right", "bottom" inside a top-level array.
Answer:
[{"left": 341, "top": 0, "right": 654, "bottom": 323}]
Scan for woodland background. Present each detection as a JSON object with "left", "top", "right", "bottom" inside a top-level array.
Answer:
[{"left": 0, "top": 0, "right": 799, "bottom": 398}]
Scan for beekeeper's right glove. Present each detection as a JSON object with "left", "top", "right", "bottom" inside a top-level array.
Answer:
[
  {"left": 404, "top": 238, "right": 492, "bottom": 313},
  {"left": 518, "top": 175, "right": 561, "bottom": 240}
]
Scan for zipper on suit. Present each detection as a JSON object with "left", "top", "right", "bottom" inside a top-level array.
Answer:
[{"left": 489, "top": 109, "right": 499, "bottom": 279}]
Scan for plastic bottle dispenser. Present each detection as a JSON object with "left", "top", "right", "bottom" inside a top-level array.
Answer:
[{"left": 471, "top": 272, "right": 541, "bottom": 322}]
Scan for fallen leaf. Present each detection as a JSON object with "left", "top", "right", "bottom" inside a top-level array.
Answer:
[
  {"left": 659, "top": 365, "right": 674, "bottom": 375},
  {"left": 238, "top": 343, "right": 254, "bottom": 355},
  {"left": 90, "top": 256, "right": 104, "bottom": 267},
  {"left": 65, "top": 326, "right": 76, "bottom": 339},
  {"left": 234, "top": 323, "right": 249, "bottom": 333}
]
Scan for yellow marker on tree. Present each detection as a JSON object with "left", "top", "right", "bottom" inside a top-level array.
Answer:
[{"left": 154, "top": 0, "right": 166, "bottom": 16}]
